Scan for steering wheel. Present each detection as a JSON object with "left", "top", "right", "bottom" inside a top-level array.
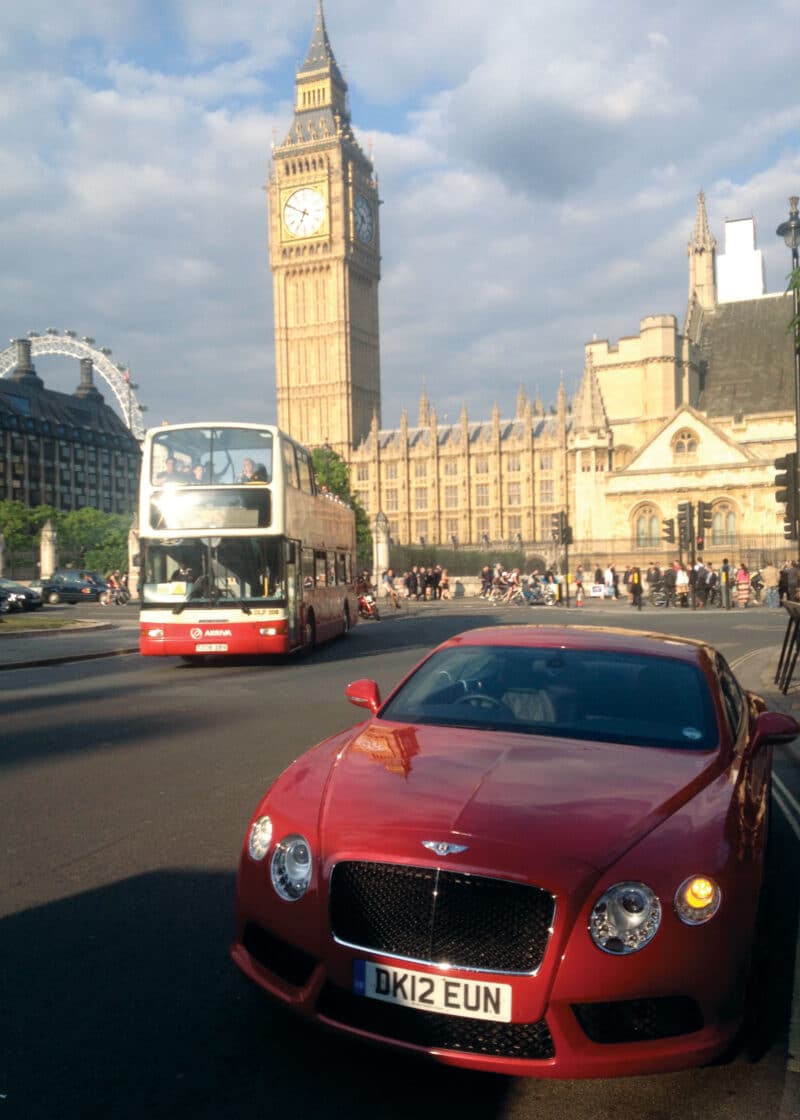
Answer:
[{"left": 454, "top": 693, "right": 508, "bottom": 712}]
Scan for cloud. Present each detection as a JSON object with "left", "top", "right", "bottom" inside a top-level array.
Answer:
[{"left": 0, "top": 0, "right": 798, "bottom": 434}]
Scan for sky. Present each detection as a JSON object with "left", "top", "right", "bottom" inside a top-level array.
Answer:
[{"left": 1, "top": 0, "right": 799, "bottom": 436}]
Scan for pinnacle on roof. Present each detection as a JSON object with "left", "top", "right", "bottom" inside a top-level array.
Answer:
[
  {"left": 573, "top": 353, "right": 608, "bottom": 433},
  {"left": 689, "top": 190, "right": 717, "bottom": 253}
]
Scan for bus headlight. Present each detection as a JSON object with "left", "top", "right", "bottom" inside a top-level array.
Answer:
[
  {"left": 271, "top": 834, "right": 312, "bottom": 900},
  {"left": 146, "top": 627, "right": 165, "bottom": 640}
]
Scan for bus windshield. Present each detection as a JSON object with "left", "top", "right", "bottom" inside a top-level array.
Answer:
[
  {"left": 141, "top": 537, "right": 285, "bottom": 608},
  {"left": 151, "top": 427, "right": 274, "bottom": 486},
  {"left": 148, "top": 485, "right": 271, "bottom": 531}
]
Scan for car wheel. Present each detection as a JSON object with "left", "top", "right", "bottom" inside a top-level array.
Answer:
[{"left": 47, "top": 591, "right": 61, "bottom": 605}]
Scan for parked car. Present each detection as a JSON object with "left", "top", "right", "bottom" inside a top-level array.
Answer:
[
  {"left": 232, "top": 624, "right": 799, "bottom": 1079},
  {"left": 39, "top": 570, "right": 109, "bottom": 605},
  {"left": 0, "top": 578, "right": 43, "bottom": 610},
  {"left": 0, "top": 586, "right": 24, "bottom": 613}
]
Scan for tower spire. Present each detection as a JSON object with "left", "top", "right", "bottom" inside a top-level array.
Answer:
[
  {"left": 281, "top": 0, "right": 355, "bottom": 148},
  {"left": 300, "top": 1, "right": 344, "bottom": 86},
  {"left": 687, "top": 190, "right": 717, "bottom": 312}
]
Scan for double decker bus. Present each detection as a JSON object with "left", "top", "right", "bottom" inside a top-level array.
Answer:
[{"left": 138, "top": 423, "right": 357, "bottom": 660}]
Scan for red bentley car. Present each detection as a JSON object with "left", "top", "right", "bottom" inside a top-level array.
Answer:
[{"left": 232, "top": 625, "right": 798, "bottom": 1078}]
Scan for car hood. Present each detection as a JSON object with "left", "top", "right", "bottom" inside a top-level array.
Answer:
[{"left": 318, "top": 719, "right": 721, "bottom": 881}]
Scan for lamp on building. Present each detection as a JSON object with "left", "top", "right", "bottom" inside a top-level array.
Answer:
[{"left": 777, "top": 196, "right": 800, "bottom": 517}]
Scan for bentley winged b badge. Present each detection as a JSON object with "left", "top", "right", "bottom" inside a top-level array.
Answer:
[{"left": 421, "top": 840, "right": 469, "bottom": 856}]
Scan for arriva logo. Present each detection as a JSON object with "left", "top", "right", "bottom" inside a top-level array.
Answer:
[{"left": 203, "top": 628, "right": 233, "bottom": 637}]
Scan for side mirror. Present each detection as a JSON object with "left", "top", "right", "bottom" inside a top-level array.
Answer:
[
  {"left": 751, "top": 709, "right": 800, "bottom": 749},
  {"left": 345, "top": 678, "right": 381, "bottom": 714}
]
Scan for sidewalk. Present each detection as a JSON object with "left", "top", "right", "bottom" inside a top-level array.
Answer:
[{"left": 0, "top": 619, "right": 139, "bottom": 671}]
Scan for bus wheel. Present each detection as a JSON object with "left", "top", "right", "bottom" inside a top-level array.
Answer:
[{"left": 303, "top": 612, "right": 316, "bottom": 653}]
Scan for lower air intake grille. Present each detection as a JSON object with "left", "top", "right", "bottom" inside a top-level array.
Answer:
[
  {"left": 572, "top": 997, "right": 704, "bottom": 1043},
  {"left": 318, "top": 982, "right": 555, "bottom": 1060}
]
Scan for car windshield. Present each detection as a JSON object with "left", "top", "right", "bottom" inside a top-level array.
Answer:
[{"left": 379, "top": 645, "right": 718, "bottom": 751}]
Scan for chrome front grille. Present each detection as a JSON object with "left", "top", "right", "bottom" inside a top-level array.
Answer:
[{"left": 330, "top": 861, "right": 554, "bottom": 973}]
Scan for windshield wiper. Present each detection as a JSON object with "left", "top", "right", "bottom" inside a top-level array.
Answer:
[{"left": 172, "top": 578, "right": 251, "bottom": 615}]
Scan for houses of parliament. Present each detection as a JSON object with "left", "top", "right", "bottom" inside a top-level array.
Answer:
[{"left": 270, "top": 3, "right": 796, "bottom": 561}]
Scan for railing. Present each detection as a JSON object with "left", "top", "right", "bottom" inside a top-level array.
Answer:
[{"left": 775, "top": 601, "right": 800, "bottom": 693}]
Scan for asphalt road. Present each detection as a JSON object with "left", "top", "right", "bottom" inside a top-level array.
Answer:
[{"left": 2, "top": 599, "right": 799, "bottom": 1119}]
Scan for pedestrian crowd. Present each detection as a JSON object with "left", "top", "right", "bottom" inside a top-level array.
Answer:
[
  {"left": 380, "top": 564, "right": 452, "bottom": 605},
  {"left": 374, "top": 556, "right": 800, "bottom": 611}
]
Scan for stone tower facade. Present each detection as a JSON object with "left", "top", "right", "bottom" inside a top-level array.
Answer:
[{"left": 268, "top": 1, "right": 381, "bottom": 459}]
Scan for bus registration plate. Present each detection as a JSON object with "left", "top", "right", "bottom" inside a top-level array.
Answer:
[
  {"left": 353, "top": 960, "right": 512, "bottom": 1022},
  {"left": 196, "top": 643, "right": 228, "bottom": 652}
]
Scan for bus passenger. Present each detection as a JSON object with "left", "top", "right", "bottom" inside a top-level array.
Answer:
[{"left": 157, "top": 457, "right": 183, "bottom": 484}]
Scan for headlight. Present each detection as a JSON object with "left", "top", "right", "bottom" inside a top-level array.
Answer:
[
  {"left": 674, "top": 876, "right": 721, "bottom": 925},
  {"left": 247, "top": 815, "right": 273, "bottom": 861},
  {"left": 589, "top": 881, "right": 661, "bottom": 954},
  {"left": 270, "top": 834, "right": 312, "bottom": 901}
]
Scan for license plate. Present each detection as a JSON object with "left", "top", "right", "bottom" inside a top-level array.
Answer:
[
  {"left": 195, "top": 643, "right": 228, "bottom": 652},
  {"left": 353, "top": 960, "right": 512, "bottom": 1022}
]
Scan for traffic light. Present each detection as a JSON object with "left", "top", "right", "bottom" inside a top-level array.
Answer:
[
  {"left": 662, "top": 517, "right": 675, "bottom": 544},
  {"left": 696, "top": 501, "right": 712, "bottom": 551},
  {"left": 677, "top": 502, "right": 692, "bottom": 546},
  {"left": 550, "top": 512, "right": 561, "bottom": 542},
  {"left": 775, "top": 453, "right": 798, "bottom": 540},
  {"left": 562, "top": 523, "right": 573, "bottom": 546}
]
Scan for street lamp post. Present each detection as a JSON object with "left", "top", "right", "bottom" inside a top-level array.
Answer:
[
  {"left": 373, "top": 511, "right": 389, "bottom": 585},
  {"left": 776, "top": 196, "right": 800, "bottom": 537}
]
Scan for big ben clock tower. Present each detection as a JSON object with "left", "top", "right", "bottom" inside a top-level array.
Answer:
[{"left": 269, "top": 1, "right": 381, "bottom": 458}]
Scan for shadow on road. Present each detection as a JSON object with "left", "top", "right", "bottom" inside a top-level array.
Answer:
[{"left": 4, "top": 870, "right": 514, "bottom": 1120}]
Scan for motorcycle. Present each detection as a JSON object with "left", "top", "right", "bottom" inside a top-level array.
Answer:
[{"left": 358, "top": 590, "right": 381, "bottom": 620}]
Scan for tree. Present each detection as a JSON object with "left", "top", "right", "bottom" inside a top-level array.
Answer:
[
  {"left": 0, "top": 500, "right": 35, "bottom": 556},
  {"left": 0, "top": 500, "right": 59, "bottom": 568},
  {"left": 57, "top": 508, "right": 130, "bottom": 573},
  {"left": 311, "top": 446, "right": 371, "bottom": 556}
]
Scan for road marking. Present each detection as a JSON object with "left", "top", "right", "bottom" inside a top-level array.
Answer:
[{"left": 774, "top": 775, "right": 800, "bottom": 843}]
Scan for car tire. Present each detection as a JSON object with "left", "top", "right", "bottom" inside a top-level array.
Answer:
[{"left": 47, "top": 591, "right": 61, "bottom": 605}]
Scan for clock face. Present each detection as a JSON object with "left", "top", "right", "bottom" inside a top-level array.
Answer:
[
  {"left": 354, "top": 193, "right": 374, "bottom": 243},
  {"left": 283, "top": 187, "right": 326, "bottom": 237}
]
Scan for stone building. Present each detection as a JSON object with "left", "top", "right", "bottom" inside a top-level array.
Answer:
[
  {"left": 271, "top": 6, "right": 796, "bottom": 563},
  {"left": 0, "top": 338, "right": 141, "bottom": 514},
  {"left": 269, "top": 0, "right": 380, "bottom": 462}
]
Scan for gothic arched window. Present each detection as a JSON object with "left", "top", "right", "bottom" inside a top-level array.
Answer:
[
  {"left": 673, "top": 429, "right": 699, "bottom": 461},
  {"left": 711, "top": 502, "right": 737, "bottom": 546},
  {"left": 634, "top": 505, "right": 660, "bottom": 547}
]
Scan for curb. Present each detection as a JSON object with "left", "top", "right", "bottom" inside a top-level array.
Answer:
[{"left": 0, "top": 646, "right": 140, "bottom": 672}]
